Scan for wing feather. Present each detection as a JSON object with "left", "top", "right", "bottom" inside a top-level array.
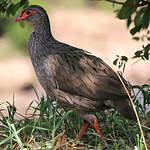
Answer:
[{"left": 48, "top": 44, "right": 129, "bottom": 101}]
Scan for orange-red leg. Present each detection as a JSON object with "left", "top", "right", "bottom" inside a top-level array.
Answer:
[
  {"left": 78, "top": 121, "right": 89, "bottom": 138},
  {"left": 93, "top": 118, "right": 104, "bottom": 140},
  {"left": 77, "top": 118, "right": 104, "bottom": 140}
]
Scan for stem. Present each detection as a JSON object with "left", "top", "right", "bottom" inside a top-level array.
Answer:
[{"left": 96, "top": 0, "right": 150, "bottom": 7}]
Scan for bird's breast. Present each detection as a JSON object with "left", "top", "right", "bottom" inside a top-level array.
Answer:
[{"left": 28, "top": 38, "right": 56, "bottom": 91}]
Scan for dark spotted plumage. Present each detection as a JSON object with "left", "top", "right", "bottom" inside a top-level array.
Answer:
[{"left": 15, "top": 5, "right": 136, "bottom": 138}]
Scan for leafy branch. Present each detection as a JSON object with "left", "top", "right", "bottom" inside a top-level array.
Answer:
[
  {"left": 113, "top": 44, "right": 150, "bottom": 72},
  {"left": 0, "top": 0, "right": 29, "bottom": 16},
  {"left": 104, "top": 0, "right": 150, "bottom": 7}
]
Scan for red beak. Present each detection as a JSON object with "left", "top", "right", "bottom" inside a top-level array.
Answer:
[{"left": 15, "top": 14, "right": 26, "bottom": 22}]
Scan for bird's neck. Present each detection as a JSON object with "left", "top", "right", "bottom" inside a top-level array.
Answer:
[{"left": 33, "top": 21, "right": 53, "bottom": 37}]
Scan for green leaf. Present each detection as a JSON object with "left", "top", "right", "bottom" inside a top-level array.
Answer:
[
  {"left": 0, "top": 126, "right": 25, "bottom": 145},
  {"left": 144, "top": 44, "right": 150, "bottom": 60},
  {"left": 20, "top": 0, "right": 29, "bottom": 8},
  {"left": 6, "top": 3, "right": 18, "bottom": 16},
  {"left": 121, "top": 56, "right": 128, "bottom": 62},
  {"left": 11, "top": 0, "right": 20, "bottom": 3},
  {"left": 113, "top": 58, "right": 118, "bottom": 65},
  {"left": 126, "top": 16, "right": 132, "bottom": 28},
  {"left": 133, "top": 50, "right": 143, "bottom": 58},
  {"left": 130, "top": 25, "right": 142, "bottom": 35},
  {"left": 134, "top": 7, "right": 146, "bottom": 27},
  {"left": 117, "top": 0, "right": 137, "bottom": 19},
  {"left": 19, "top": 0, "right": 28, "bottom": 7},
  {"left": 54, "top": 110, "right": 72, "bottom": 133},
  {"left": 0, "top": 0, "right": 9, "bottom": 13},
  {"left": 142, "top": 5, "right": 150, "bottom": 29},
  {"left": 132, "top": 37, "right": 140, "bottom": 41}
]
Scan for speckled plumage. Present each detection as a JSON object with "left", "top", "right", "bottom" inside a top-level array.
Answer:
[{"left": 17, "top": 5, "right": 136, "bottom": 126}]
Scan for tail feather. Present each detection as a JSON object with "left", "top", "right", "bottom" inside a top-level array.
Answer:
[{"left": 114, "top": 99, "right": 136, "bottom": 120}]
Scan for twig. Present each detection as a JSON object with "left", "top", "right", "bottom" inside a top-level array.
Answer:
[
  {"left": 95, "top": 0, "right": 150, "bottom": 7},
  {"left": 105, "top": 57, "right": 148, "bottom": 150},
  {"left": 115, "top": 70, "right": 148, "bottom": 150},
  {"left": 104, "top": 0, "right": 124, "bottom": 5}
]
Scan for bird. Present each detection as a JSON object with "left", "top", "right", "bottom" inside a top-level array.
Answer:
[{"left": 15, "top": 5, "right": 136, "bottom": 139}]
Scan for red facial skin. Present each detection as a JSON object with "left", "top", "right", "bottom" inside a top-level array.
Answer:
[{"left": 15, "top": 10, "right": 36, "bottom": 22}]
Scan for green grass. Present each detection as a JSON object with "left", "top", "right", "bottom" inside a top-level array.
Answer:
[{"left": 0, "top": 87, "right": 150, "bottom": 149}]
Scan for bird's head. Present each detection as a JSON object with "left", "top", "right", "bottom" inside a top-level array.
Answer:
[{"left": 15, "top": 5, "right": 49, "bottom": 25}]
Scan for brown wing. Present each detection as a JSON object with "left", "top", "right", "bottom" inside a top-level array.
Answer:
[{"left": 49, "top": 49, "right": 129, "bottom": 101}]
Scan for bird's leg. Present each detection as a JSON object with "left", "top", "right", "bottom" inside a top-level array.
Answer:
[
  {"left": 93, "top": 118, "right": 104, "bottom": 140},
  {"left": 78, "top": 121, "right": 90, "bottom": 139},
  {"left": 78, "top": 114, "right": 104, "bottom": 140},
  {"left": 52, "top": 90, "right": 104, "bottom": 139}
]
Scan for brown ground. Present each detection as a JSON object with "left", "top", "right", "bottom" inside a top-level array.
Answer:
[{"left": 0, "top": 8, "right": 150, "bottom": 115}]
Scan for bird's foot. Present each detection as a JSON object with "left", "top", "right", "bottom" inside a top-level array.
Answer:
[{"left": 75, "top": 118, "right": 104, "bottom": 141}]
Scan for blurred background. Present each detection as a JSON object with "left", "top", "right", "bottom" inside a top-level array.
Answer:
[{"left": 0, "top": 0, "right": 150, "bottom": 114}]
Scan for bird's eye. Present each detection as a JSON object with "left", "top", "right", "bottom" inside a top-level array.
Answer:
[{"left": 26, "top": 11, "right": 31, "bottom": 15}]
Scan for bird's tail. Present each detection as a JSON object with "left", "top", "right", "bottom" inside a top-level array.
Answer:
[{"left": 114, "top": 98, "right": 136, "bottom": 120}]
